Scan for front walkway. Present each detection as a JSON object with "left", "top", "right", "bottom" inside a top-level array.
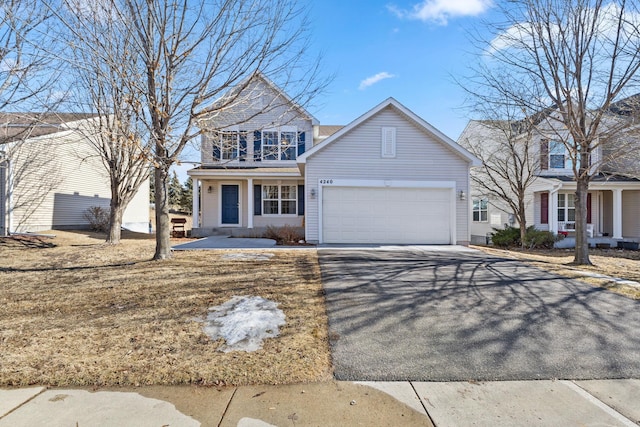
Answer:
[{"left": 172, "top": 235, "right": 276, "bottom": 250}]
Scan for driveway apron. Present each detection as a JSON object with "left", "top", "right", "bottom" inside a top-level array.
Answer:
[{"left": 317, "top": 248, "right": 640, "bottom": 381}]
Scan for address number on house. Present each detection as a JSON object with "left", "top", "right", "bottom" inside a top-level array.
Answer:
[{"left": 319, "top": 179, "right": 334, "bottom": 184}]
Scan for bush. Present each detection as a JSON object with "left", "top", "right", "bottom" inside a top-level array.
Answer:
[
  {"left": 490, "top": 226, "right": 521, "bottom": 247},
  {"left": 523, "top": 228, "right": 557, "bottom": 249},
  {"left": 83, "top": 206, "right": 110, "bottom": 232},
  {"left": 263, "top": 225, "right": 304, "bottom": 245},
  {"left": 491, "top": 225, "right": 558, "bottom": 249}
]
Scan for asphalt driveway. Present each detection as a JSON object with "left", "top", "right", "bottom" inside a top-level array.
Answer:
[{"left": 318, "top": 247, "right": 640, "bottom": 381}]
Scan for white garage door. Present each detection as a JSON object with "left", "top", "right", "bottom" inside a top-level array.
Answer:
[{"left": 322, "top": 186, "right": 452, "bottom": 244}]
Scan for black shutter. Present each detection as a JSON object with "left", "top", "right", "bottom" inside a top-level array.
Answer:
[
  {"left": 253, "top": 131, "right": 262, "bottom": 161},
  {"left": 298, "top": 184, "right": 304, "bottom": 215},
  {"left": 540, "top": 139, "right": 549, "bottom": 170},
  {"left": 297, "top": 131, "right": 306, "bottom": 156},
  {"left": 239, "top": 132, "right": 247, "bottom": 162},
  {"left": 254, "top": 184, "right": 262, "bottom": 215},
  {"left": 211, "top": 133, "right": 220, "bottom": 161}
]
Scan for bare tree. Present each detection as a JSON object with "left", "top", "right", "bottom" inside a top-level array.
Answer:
[
  {"left": 459, "top": 84, "right": 541, "bottom": 247},
  {"left": 53, "top": 0, "right": 151, "bottom": 244},
  {"left": 117, "top": 0, "right": 325, "bottom": 259},
  {"left": 0, "top": 1, "right": 62, "bottom": 235},
  {"left": 476, "top": 0, "right": 640, "bottom": 264}
]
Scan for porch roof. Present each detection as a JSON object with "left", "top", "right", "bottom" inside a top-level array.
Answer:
[
  {"left": 536, "top": 173, "right": 640, "bottom": 190},
  {"left": 187, "top": 166, "right": 301, "bottom": 178}
]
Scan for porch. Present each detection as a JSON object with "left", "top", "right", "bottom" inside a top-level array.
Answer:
[{"left": 554, "top": 235, "right": 639, "bottom": 249}]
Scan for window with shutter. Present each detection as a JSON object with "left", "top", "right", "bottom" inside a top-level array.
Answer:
[{"left": 381, "top": 127, "right": 396, "bottom": 158}]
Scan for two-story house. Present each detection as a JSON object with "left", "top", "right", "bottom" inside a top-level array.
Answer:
[
  {"left": 1, "top": 113, "right": 149, "bottom": 235},
  {"left": 188, "top": 73, "right": 481, "bottom": 245},
  {"left": 459, "top": 107, "right": 640, "bottom": 246}
]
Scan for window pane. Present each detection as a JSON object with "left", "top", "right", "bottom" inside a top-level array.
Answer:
[
  {"left": 220, "top": 132, "right": 237, "bottom": 160},
  {"left": 567, "top": 196, "right": 575, "bottom": 208},
  {"left": 280, "top": 132, "right": 297, "bottom": 160},
  {"left": 263, "top": 185, "right": 278, "bottom": 199},
  {"left": 481, "top": 211, "right": 488, "bottom": 222},
  {"left": 262, "top": 131, "right": 278, "bottom": 160},
  {"left": 480, "top": 199, "right": 488, "bottom": 210},
  {"left": 281, "top": 185, "right": 297, "bottom": 200},
  {"left": 558, "top": 209, "right": 565, "bottom": 222},
  {"left": 473, "top": 211, "right": 480, "bottom": 222},
  {"left": 568, "top": 209, "right": 575, "bottom": 222},
  {"left": 558, "top": 194, "right": 565, "bottom": 207},
  {"left": 281, "top": 201, "right": 296, "bottom": 214},
  {"left": 473, "top": 200, "right": 479, "bottom": 211},
  {"left": 550, "top": 154, "right": 565, "bottom": 168},
  {"left": 263, "top": 200, "right": 279, "bottom": 214}
]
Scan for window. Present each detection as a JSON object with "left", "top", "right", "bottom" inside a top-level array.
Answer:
[
  {"left": 473, "top": 199, "right": 488, "bottom": 222},
  {"left": 549, "top": 141, "right": 565, "bottom": 169},
  {"left": 557, "top": 193, "right": 575, "bottom": 223},
  {"left": 261, "top": 129, "right": 299, "bottom": 161},
  {"left": 262, "top": 184, "right": 297, "bottom": 215},
  {"left": 212, "top": 131, "right": 247, "bottom": 161}
]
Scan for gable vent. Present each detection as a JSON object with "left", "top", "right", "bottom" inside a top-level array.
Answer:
[{"left": 381, "top": 127, "right": 396, "bottom": 158}]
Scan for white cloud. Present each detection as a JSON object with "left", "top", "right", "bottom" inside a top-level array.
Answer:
[
  {"left": 389, "top": 0, "right": 493, "bottom": 25},
  {"left": 359, "top": 72, "right": 396, "bottom": 90}
]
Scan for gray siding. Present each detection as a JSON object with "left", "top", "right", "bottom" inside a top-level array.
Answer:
[
  {"left": 305, "top": 106, "right": 471, "bottom": 244},
  {"left": 623, "top": 190, "right": 640, "bottom": 238},
  {"left": 200, "top": 79, "right": 313, "bottom": 166}
]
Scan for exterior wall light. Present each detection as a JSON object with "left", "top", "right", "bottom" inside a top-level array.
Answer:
[
  {"left": 207, "top": 185, "right": 213, "bottom": 194},
  {"left": 459, "top": 190, "right": 466, "bottom": 201},
  {"left": 310, "top": 188, "right": 317, "bottom": 199}
]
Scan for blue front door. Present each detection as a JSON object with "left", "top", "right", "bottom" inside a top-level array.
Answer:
[{"left": 221, "top": 185, "right": 239, "bottom": 224}]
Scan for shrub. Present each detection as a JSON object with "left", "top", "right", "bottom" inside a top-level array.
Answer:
[
  {"left": 83, "top": 206, "right": 110, "bottom": 232},
  {"left": 263, "top": 225, "right": 304, "bottom": 245},
  {"left": 524, "top": 228, "right": 557, "bottom": 249},
  {"left": 491, "top": 225, "right": 559, "bottom": 249},
  {"left": 490, "top": 226, "right": 520, "bottom": 247}
]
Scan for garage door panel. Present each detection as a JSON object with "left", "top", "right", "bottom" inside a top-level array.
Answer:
[{"left": 322, "top": 186, "right": 452, "bottom": 244}]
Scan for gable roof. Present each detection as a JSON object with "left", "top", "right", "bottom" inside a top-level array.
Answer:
[
  {"left": 298, "top": 97, "right": 481, "bottom": 166},
  {"left": 199, "top": 71, "right": 319, "bottom": 125},
  {"left": 0, "top": 112, "right": 98, "bottom": 144}
]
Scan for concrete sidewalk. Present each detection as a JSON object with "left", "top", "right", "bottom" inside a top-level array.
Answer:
[{"left": 1, "top": 379, "right": 638, "bottom": 426}]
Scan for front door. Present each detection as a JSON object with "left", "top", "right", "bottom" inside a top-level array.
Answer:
[{"left": 221, "top": 184, "right": 239, "bottom": 225}]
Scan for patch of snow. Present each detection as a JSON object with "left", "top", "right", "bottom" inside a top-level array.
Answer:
[
  {"left": 203, "top": 296, "right": 286, "bottom": 352},
  {"left": 220, "top": 252, "right": 274, "bottom": 261},
  {"left": 576, "top": 271, "right": 640, "bottom": 288},
  {"left": 238, "top": 418, "right": 277, "bottom": 427}
]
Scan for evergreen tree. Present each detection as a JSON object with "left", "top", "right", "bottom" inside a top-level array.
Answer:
[
  {"left": 179, "top": 177, "right": 193, "bottom": 214},
  {"left": 168, "top": 171, "right": 182, "bottom": 207}
]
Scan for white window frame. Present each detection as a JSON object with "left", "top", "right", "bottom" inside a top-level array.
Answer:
[
  {"left": 262, "top": 182, "right": 297, "bottom": 216},
  {"left": 472, "top": 198, "right": 488, "bottom": 222},
  {"left": 219, "top": 131, "right": 239, "bottom": 160},
  {"left": 557, "top": 193, "right": 576, "bottom": 228},
  {"left": 261, "top": 126, "right": 298, "bottom": 161}
]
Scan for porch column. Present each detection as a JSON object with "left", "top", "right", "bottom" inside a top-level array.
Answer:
[
  {"left": 247, "top": 178, "right": 254, "bottom": 229},
  {"left": 550, "top": 190, "right": 559, "bottom": 234},
  {"left": 612, "top": 189, "right": 623, "bottom": 239},
  {"left": 192, "top": 178, "right": 200, "bottom": 228}
]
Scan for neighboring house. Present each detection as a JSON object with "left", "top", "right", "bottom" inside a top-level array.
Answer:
[
  {"left": 189, "top": 74, "right": 480, "bottom": 244},
  {"left": 0, "top": 113, "right": 149, "bottom": 235},
  {"left": 459, "top": 110, "right": 640, "bottom": 245}
]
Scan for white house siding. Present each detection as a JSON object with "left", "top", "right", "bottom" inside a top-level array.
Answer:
[
  {"left": 305, "top": 106, "right": 471, "bottom": 244},
  {"left": 7, "top": 128, "right": 149, "bottom": 233},
  {"left": 622, "top": 190, "right": 640, "bottom": 238},
  {"left": 200, "top": 79, "right": 314, "bottom": 166},
  {"left": 122, "top": 183, "right": 150, "bottom": 233}
]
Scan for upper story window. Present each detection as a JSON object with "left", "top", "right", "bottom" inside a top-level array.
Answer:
[
  {"left": 472, "top": 198, "right": 488, "bottom": 222},
  {"left": 211, "top": 130, "right": 247, "bottom": 161},
  {"left": 261, "top": 129, "right": 298, "bottom": 160},
  {"left": 549, "top": 141, "right": 566, "bottom": 168},
  {"left": 541, "top": 139, "right": 590, "bottom": 171}
]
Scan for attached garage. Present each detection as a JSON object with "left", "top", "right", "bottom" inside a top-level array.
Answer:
[
  {"left": 321, "top": 185, "right": 454, "bottom": 244},
  {"left": 297, "top": 98, "right": 481, "bottom": 246}
]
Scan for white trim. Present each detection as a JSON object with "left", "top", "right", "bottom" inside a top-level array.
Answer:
[
  {"left": 217, "top": 181, "right": 242, "bottom": 227},
  {"left": 297, "top": 98, "right": 481, "bottom": 166},
  {"left": 247, "top": 178, "right": 253, "bottom": 229},
  {"left": 192, "top": 178, "right": 200, "bottom": 228},
  {"left": 317, "top": 179, "right": 457, "bottom": 244},
  {"left": 260, "top": 181, "right": 298, "bottom": 217}
]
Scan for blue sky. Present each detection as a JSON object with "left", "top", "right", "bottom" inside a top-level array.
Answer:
[
  {"left": 175, "top": 0, "right": 497, "bottom": 181},
  {"left": 307, "top": 0, "right": 496, "bottom": 139}
]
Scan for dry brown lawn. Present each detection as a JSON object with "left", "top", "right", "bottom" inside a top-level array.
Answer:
[
  {"left": 0, "top": 231, "right": 331, "bottom": 387},
  {"left": 476, "top": 246, "right": 640, "bottom": 300}
]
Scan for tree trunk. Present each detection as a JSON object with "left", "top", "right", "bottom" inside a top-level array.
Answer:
[
  {"left": 107, "top": 201, "right": 124, "bottom": 244},
  {"left": 518, "top": 196, "right": 527, "bottom": 248},
  {"left": 573, "top": 177, "right": 591, "bottom": 265},
  {"left": 154, "top": 165, "right": 172, "bottom": 260}
]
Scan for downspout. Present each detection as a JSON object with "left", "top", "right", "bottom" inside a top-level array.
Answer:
[{"left": 549, "top": 181, "right": 562, "bottom": 234}]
